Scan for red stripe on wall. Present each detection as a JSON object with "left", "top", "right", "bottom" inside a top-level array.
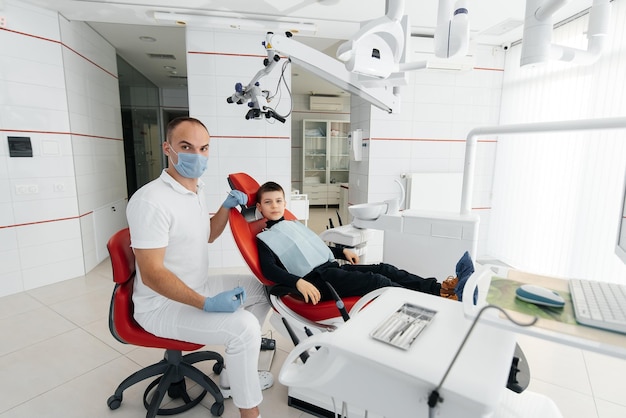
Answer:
[
  {"left": 0, "top": 212, "right": 93, "bottom": 230},
  {"left": 188, "top": 51, "right": 268, "bottom": 58},
  {"left": 473, "top": 67, "right": 505, "bottom": 72},
  {"left": 212, "top": 135, "right": 290, "bottom": 139},
  {"left": 0, "top": 129, "right": 122, "bottom": 141},
  {"left": 371, "top": 137, "right": 498, "bottom": 143}
]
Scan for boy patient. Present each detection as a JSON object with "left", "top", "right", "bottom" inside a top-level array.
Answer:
[{"left": 253, "top": 181, "right": 474, "bottom": 304}]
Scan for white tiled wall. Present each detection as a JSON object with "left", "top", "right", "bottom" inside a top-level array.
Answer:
[
  {"left": 0, "top": 0, "right": 125, "bottom": 297},
  {"left": 186, "top": 27, "right": 292, "bottom": 269},
  {"left": 492, "top": 3, "right": 626, "bottom": 281},
  {"left": 349, "top": 43, "right": 506, "bottom": 258}
]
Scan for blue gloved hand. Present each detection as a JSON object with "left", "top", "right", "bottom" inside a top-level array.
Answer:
[
  {"left": 223, "top": 190, "right": 248, "bottom": 209},
  {"left": 203, "top": 287, "right": 247, "bottom": 312}
]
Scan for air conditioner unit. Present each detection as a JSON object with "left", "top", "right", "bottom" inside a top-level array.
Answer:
[{"left": 310, "top": 96, "right": 343, "bottom": 112}]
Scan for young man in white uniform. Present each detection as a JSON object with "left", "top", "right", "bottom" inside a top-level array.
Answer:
[{"left": 127, "top": 117, "right": 271, "bottom": 418}]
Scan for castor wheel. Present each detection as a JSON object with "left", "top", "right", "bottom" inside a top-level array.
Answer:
[
  {"left": 212, "top": 362, "right": 224, "bottom": 375},
  {"left": 210, "top": 401, "right": 224, "bottom": 416},
  {"left": 107, "top": 394, "right": 122, "bottom": 410}
]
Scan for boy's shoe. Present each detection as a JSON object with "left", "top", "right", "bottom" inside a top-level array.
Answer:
[
  {"left": 454, "top": 251, "right": 475, "bottom": 302},
  {"left": 219, "top": 371, "right": 274, "bottom": 399},
  {"left": 440, "top": 276, "right": 459, "bottom": 300}
]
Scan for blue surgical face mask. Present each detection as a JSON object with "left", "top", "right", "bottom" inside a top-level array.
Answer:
[{"left": 169, "top": 146, "right": 208, "bottom": 179}]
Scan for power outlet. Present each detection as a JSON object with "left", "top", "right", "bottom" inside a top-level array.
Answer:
[
  {"left": 0, "top": 16, "right": 6, "bottom": 28},
  {"left": 15, "top": 184, "right": 39, "bottom": 194}
]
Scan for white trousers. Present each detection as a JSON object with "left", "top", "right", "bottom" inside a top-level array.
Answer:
[{"left": 135, "top": 273, "right": 271, "bottom": 409}]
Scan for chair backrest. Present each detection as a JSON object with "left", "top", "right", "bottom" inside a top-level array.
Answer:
[
  {"left": 107, "top": 228, "right": 135, "bottom": 284},
  {"left": 228, "top": 172, "right": 263, "bottom": 206},
  {"left": 227, "top": 172, "right": 297, "bottom": 287}
]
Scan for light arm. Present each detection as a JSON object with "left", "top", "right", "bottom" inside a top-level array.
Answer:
[
  {"left": 225, "top": 48, "right": 284, "bottom": 122},
  {"left": 226, "top": 31, "right": 401, "bottom": 117},
  {"left": 434, "top": 0, "right": 470, "bottom": 59}
]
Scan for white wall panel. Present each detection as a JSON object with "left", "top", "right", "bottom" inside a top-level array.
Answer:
[
  {"left": 0, "top": 106, "right": 71, "bottom": 132},
  {"left": 0, "top": 1, "right": 125, "bottom": 296},
  {"left": 22, "top": 255, "right": 85, "bottom": 290},
  {"left": 93, "top": 199, "right": 127, "bottom": 263},
  {"left": 0, "top": 55, "right": 65, "bottom": 88},
  {"left": 187, "top": 28, "right": 291, "bottom": 268},
  {"left": 5, "top": 0, "right": 61, "bottom": 40},
  {"left": 492, "top": 2, "right": 626, "bottom": 280},
  {"left": 358, "top": 43, "right": 505, "bottom": 261},
  {"left": 0, "top": 249, "right": 23, "bottom": 297}
]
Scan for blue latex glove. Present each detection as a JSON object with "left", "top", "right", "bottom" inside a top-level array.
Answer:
[
  {"left": 203, "top": 287, "right": 247, "bottom": 312},
  {"left": 223, "top": 190, "right": 248, "bottom": 209}
]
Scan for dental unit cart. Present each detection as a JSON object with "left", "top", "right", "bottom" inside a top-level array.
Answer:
[
  {"left": 279, "top": 287, "right": 517, "bottom": 418},
  {"left": 353, "top": 209, "right": 479, "bottom": 281},
  {"left": 319, "top": 225, "right": 372, "bottom": 263}
]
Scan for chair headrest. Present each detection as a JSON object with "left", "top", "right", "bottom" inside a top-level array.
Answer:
[
  {"left": 228, "top": 172, "right": 260, "bottom": 206},
  {"left": 228, "top": 171, "right": 298, "bottom": 224}
]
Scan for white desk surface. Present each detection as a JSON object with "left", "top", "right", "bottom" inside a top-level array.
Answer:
[
  {"left": 280, "top": 287, "right": 517, "bottom": 418},
  {"left": 465, "top": 268, "right": 626, "bottom": 360}
]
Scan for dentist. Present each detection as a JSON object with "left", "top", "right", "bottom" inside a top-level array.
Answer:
[{"left": 127, "top": 117, "right": 271, "bottom": 418}]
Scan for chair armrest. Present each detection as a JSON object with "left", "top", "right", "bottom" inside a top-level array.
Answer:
[{"left": 267, "top": 284, "right": 305, "bottom": 300}]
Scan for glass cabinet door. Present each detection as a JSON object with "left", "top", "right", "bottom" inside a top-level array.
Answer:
[
  {"left": 304, "top": 120, "right": 328, "bottom": 185},
  {"left": 303, "top": 120, "right": 350, "bottom": 206},
  {"left": 329, "top": 121, "right": 350, "bottom": 184}
]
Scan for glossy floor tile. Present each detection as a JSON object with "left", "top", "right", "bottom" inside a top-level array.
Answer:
[{"left": 1, "top": 207, "right": 625, "bottom": 417}]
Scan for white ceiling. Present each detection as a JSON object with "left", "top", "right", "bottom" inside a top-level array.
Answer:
[{"left": 21, "top": 0, "right": 596, "bottom": 95}]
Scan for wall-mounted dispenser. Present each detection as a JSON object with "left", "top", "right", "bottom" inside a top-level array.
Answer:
[
  {"left": 349, "top": 128, "right": 363, "bottom": 161},
  {"left": 8, "top": 136, "right": 33, "bottom": 157}
]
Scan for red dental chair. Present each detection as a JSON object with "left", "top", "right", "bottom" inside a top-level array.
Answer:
[
  {"left": 227, "top": 172, "right": 361, "bottom": 332},
  {"left": 106, "top": 228, "right": 225, "bottom": 417}
]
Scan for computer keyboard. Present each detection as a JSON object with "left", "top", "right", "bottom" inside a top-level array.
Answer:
[{"left": 569, "top": 278, "right": 626, "bottom": 334}]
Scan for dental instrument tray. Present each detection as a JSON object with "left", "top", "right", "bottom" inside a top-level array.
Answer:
[{"left": 370, "top": 303, "right": 436, "bottom": 350}]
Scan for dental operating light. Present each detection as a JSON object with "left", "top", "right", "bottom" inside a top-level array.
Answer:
[
  {"left": 520, "top": 0, "right": 611, "bottom": 66},
  {"left": 226, "top": 0, "right": 471, "bottom": 122}
]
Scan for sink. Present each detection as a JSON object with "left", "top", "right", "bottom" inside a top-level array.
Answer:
[{"left": 349, "top": 202, "right": 388, "bottom": 220}]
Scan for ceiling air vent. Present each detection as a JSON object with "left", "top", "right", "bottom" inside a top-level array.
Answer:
[{"left": 147, "top": 53, "right": 176, "bottom": 60}]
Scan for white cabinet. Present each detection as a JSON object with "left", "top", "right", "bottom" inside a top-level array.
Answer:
[
  {"left": 302, "top": 120, "right": 349, "bottom": 206},
  {"left": 289, "top": 193, "right": 309, "bottom": 226}
]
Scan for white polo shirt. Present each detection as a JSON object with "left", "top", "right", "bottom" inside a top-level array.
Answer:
[{"left": 126, "top": 170, "right": 210, "bottom": 313}]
